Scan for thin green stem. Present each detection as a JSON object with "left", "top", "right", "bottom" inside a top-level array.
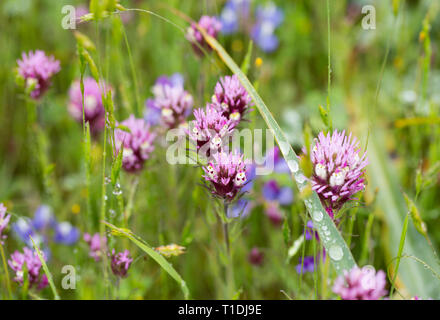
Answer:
[
  {"left": 222, "top": 202, "right": 235, "bottom": 298},
  {"left": 120, "top": 20, "right": 140, "bottom": 117},
  {"left": 0, "top": 242, "right": 12, "bottom": 299},
  {"left": 100, "top": 125, "right": 110, "bottom": 298}
]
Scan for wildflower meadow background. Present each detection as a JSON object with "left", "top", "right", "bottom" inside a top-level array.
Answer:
[{"left": 0, "top": 0, "right": 440, "bottom": 300}]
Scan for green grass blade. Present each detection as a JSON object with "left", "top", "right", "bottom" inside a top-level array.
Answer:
[
  {"left": 199, "top": 30, "right": 356, "bottom": 275},
  {"left": 367, "top": 132, "right": 440, "bottom": 298},
  {"left": 30, "top": 236, "right": 60, "bottom": 300},
  {"left": 389, "top": 213, "right": 409, "bottom": 297},
  {"left": 103, "top": 221, "right": 190, "bottom": 299}
]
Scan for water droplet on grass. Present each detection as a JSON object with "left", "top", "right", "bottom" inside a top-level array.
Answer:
[
  {"left": 313, "top": 211, "right": 323, "bottom": 222},
  {"left": 329, "top": 245, "right": 343, "bottom": 261}
]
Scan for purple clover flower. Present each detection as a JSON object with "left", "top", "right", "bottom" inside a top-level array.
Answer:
[
  {"left": 8, "top": 247, "right": 48, "bottom": 289},
  {"left": 110, "top": 249, "right": 133, "bottom": 278},
  {"left": 186, "top": 15, "right": 222, "bottom": 56},
  {"left": 84, "top": 233, "right": 107, "bottom": 262},
  {"left": 212, "top": 75, "right": 253, "bottom": 123},
  {"left": 309, "top": 130, "right": 368, "bottom": 218},
  {"left": 145, "top": 73, "right": 185, "bottom": 126},
  {"left": 115, "top": 115, "right": 156, "bottom": 172},
  {"left": 68, "top": 77, "right": 110, "bottom": 133},
  {"left": 219, "top": 0, "right": 251, "bottom": 34},
  {"left": 0, "top": 203, "right": 11, "bottom": 244},
  {"left": 251, "top": 2, "right": 284, "bottom": 53},
  {"left": 202, "top": 150, "right": 248, "bottom": 201},
  {"left": 145, "top": 75, "right": 193, "bottom": 129},
  {"left": 16, "top": 50, "right": 60, "bottom": 99},
  {"left": 332, "top": 266, "right": 388, "bottom": 300},
  {"left": 188, "top": 104, "right": 235, "bottom": 157}
]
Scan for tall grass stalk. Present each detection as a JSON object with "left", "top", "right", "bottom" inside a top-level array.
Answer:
[{"left": 0, "top": 242, "right": 12, "bottom": 299}]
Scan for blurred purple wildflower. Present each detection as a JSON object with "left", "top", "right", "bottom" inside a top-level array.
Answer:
[
  {"left": 0, "top": 203, "right": 11, "bottom": 244},
  {"left": 188, "top": 104, "right": 235, "bottom": 157},
  {"left": 332, "top": 266, "right": 387, "bottom": 300},
  {"left": 248, "top": 247, "right": 264, "bottom": 266},
  {"left": 296, "top": 256, "right": 315, "bottom": 274},
  {"left": 84, "top": 233, "right": 107, "bottom": 262},
  {"left": 304, "top": 220, "right": 319, "bottom": 241},
  {"left": 186, "top": 15, "right": 222, "bottom": 56},
  {"left": 264, "top": 202, "right": 283, "bottom": 226},
  {"left": 263, "top": 146, "right": 290, "bottom": 174},
  {"left": 251, "top": 2, "right": 284, "bottom": 52},
  {"left": 32, "top": 205, "right": 55, "bottom": 231},
  {"left": 68, "top": 77, "right": 110, "bottom": 133},
  {"left": 202, "top": 150, "right": 248, "bottom": 201},
  {"left": 115, "top": 115, "right": 156, "bottom": 172},
  {"left": 262, "top": 180, "right": 293, "bottom": 205},
  {"left": 219, "top": 0, "right": 251, "bottom": 34},
  {"left": 110, "top": 249, "right": 133, "bottom": 278},
  {"left": 228, "top": 198, "right": 252, "bottom": 218},
  {"left": 309, "top": 130, "right": 368, "bottom": 218},
  {"left": 145, "top": 75, "right": 193, "bottom": 129},
  {"left": 53, "top": 222, "right": 80, "bottom": 245},
  {"left": 8, "top": 247, "right": 48, "bottom": 289},
  {"left": 145, "top": 73, "right": 185, "bottom": 126},
  {"left": 212, "top": 75, "right": 253, "bottom": 123},
  {"left": 16, "top": 50, "right": 60, "bottom": 99},
  {"left": 13, "top": 205, "right": 79, "bottom": 249}
]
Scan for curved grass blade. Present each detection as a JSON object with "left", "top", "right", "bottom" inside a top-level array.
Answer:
[
  {"left": 30, "top": 236, "right": 60, "bottom": 300},
  {"left": 103, "top": 221, "right": 190, "bottom": 299},
  {"left": 198, "top": 30, "right": 356, "bottom": 274}
]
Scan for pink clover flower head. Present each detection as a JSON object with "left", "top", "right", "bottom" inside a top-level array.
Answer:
[
  {"left": 110, "top": 249, "right": 133, "bottom": 278},
  {"left": 202, "top": 150, "right": 248, "bottom": 201},
  {"left": 333, "top": 266, "right": 387, "bottom": 300},
  {"left": 68, "top": 77, "right": 111, "bottom": 133},
  {"left": 186, "top": 15, "right": 222, "bottom": 56},
  {"left": 0, "top": 203, "right": 11, "bottom": 243},
  {"left": 188, "top": 104, "right": 235, "bottom": 156},
  {"left": 17, "top": 50, "right": 60, "bottom": 99},
  {"left": 8, "top": 247, "right": 48, "bottom": 289},
  {"left": 212, "top": 75, "right": 253, "bottom": 123},
  {"left": 115, "top": 115, "right": 156, "bottom": 172},
  {"left": 309, "top": 130, "right": 368, "bottom": 218},
  {"left": 84, "top": 232, "right": 107, "bottom": 262}
]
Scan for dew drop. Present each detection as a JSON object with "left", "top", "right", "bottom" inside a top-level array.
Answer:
[
  {"left": 313, "top": 210, "right": 323, "bottom": 222},
  {"left": 296, "top": 174, "right": 306, "bottom": 184},
  {"left": 287, "top": 160, "right": 299, "bottom": 173},
  {"left": 329, "top": 245, "right": 343, "bottom": 261}
]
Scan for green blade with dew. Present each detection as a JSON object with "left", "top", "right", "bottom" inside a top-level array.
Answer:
[
  {"left": 198, "top": 29, "right": 357, "bottom": 275},
  {"left": 103, "top": 221, "right": 190, "bottom": 299}
]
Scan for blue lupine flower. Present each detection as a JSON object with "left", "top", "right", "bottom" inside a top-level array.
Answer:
[
  {"left": 13, "top": 217, "right": 35, "bottom": 245},
  {"left": 32, "top": 205, "right": 55, "bottom": 231},
  {"left": 296, "top": 256, "right": 315, "bottom": 274},
  {"left": 262, "top": 180, "right": 293, "bottom": 205},
  {"left": 251, "top": 2, "right": 284, "bottom": 52},
  {"left": 53, "top": 222, "right": 80, "bottom": 245},
  {"left": 13, "top": 206, "right": 80, "bottom": 251},
  {"left": 219, "top": 0, "right": 251, "bottom": 34},
  {"left": 242, "top": 163, "right": 256, "bottom": 193},
  {"left": 305, "top": 220, "right": 319, "bottom": 241},
  {"left": 228, "top": 198, "right": 252, "bottom": 218},
  {"left": 262, "top": 146, "right": 290, "bottom": 174}
]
